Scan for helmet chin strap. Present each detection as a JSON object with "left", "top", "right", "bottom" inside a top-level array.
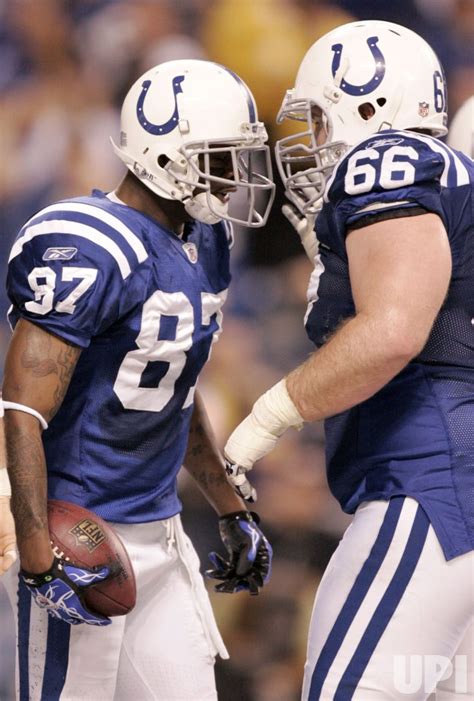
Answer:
[{"left": 184, "top": 192, "right": 229, "bottom": 225}]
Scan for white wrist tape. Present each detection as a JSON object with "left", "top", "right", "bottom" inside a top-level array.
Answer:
[
  {"left": 3, "top": 402, "right": 48, "bottom": 430},
  {"left": 224, "top": 379, "right": 304, "bottom": 469},
  {"left": 253, "top": 379, "right": 304, "bottom": 436},
  {"left": 0, "top": 469, "right": 11, "bottom": 498},
  {"left": 0, "top": 400, "right": 4, "bottom": 418}
]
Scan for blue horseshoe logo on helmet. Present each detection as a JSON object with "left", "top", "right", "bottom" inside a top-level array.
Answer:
[
  {"left": 331, "top": 36, "right": 385, "bottom": 96},
  {"left": 136, "top": 75, "right": 185, "bottom": 135}
]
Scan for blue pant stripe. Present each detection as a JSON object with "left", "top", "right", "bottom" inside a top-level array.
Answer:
[
  {"left": 18, "top": 577, "right": 31, "bottom": 701},
  {"left": 308, "top": 497, "right": 404, "bottom": 701},
  {"left": 334, "top": 504, "right": 430, "bottom": 700},
  {"left": 41, "top": 617, "right": 71, "bottom": 700}
]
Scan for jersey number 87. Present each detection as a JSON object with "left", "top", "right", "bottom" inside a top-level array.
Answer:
[{"left": 113, "top": 289, "right": 226, "bottom": 412}]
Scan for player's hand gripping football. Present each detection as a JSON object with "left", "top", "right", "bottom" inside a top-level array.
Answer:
[
  {"left": 21, "top": 557, "right": 112, "bottom": 626},
  {"left": 207, "top": 511, "right": 272, "bottom": 595}
]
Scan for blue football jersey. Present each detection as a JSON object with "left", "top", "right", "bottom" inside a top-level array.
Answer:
[
  {"left": 7, "top": 191, "right": 232, "bottom": 523},
  {"left": 305, "top": 130, "right": 473, "bottom": 560}
]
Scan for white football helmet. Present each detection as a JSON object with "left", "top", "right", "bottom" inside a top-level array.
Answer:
[
  {"left": 447, "top": 96, "right": 474, "bottom": 157},
  {"left": 276, "top": 21, "right": 448, "bottom": 214},
  {"left": 111, "top": 59, "right": 275, "bottom": 226}
]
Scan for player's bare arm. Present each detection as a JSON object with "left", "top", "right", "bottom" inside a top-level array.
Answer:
[
  {"left": 286, "top": 212, "right": 452, "bottom": 420},
  {"left": 224, "top": 212, "right": 452, "bottom": 485},
  {"left": 184, "top": 391, "right": 245, "bottom": 516},
  {"left": 3, "top": 319, "right": 81, "bottom": 572}
]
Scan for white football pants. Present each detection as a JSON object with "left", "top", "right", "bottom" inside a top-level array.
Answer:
[
  {"left": 302, "top": 497, "right": 474, "bottom": 700},
  {"left": 4, "top": 514, "right": 228, "bottom": 701}
]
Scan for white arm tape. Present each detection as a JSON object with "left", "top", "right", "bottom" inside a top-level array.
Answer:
[
  {"left": 252, "top": 379, "right": 304, "bottom": 436},
  {"left": 0, "top": 401, "right": 4, "bottom": 418},
  {"left": 0, "top": 469, "right": 11, "bottom": 498},
  {"left": 224, "top": 379, "right": 304, "bottom": 469},
  {"left": 3, "top": 402, "right": 48, "bottom": 430}
]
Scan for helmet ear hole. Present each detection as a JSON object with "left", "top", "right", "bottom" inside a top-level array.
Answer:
[
  {"left": 158, "top": 154, "right": 170, "bottom": 168},
  {"left": 358, "top": 102, "right": 376, "bottom": 120},
  {"left": 377, "top": 97, "right": 387, "bottom": 107}
]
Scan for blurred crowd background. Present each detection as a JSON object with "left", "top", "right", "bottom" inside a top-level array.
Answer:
[{"left": 0, "top": 1, "right": 472, "bottom": 699}]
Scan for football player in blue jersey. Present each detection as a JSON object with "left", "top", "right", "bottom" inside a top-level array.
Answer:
[
  {"left": 1, "top": 59, "right": 275, "bottom": 699},
  {"left": 224, "top": 21, "right": 474, "bottom": 700}
]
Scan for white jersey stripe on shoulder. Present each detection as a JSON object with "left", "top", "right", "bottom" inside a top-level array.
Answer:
[
  {"left": 392, "top": 131, "right": 470, "bottom": 186},
  {"left": 9, "top": 220, "right": 132, "bottom": 278},
  {"left": 23, "top": 203, "right": 148, "bottom": 263}
]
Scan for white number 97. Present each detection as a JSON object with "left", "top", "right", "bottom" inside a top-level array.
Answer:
[{"left": 26, "top": 266, "right": 98, "bottom": 315}]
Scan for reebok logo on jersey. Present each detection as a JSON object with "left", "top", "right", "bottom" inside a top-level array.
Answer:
[
  {"left": 367, "top": 137, "right": 404, "bottom": 148},
  {"left": 182, "top": 242, "right": 198, "bottom": 264},
  {"left": 43, "top": 247, "right": 78, "bottom": 261}
]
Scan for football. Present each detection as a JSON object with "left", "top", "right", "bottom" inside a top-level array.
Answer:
[{"left": 48, "top": 499, "right": 136, "bottom": 617}]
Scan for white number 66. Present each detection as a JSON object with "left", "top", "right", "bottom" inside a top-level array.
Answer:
[{"left": 345, "top": 146, "right": 419, "bottom": 195}]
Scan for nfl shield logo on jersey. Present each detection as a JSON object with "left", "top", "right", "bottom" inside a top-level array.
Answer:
[
  {"left": 418, "top": 101, "right": 430, "bottom": 118},
  {"left": 182, "top": 242, "right": 198, "bottom": 263}
]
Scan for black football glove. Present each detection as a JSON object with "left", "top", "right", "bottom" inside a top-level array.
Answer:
[{"left": 206, "top": 511, "right": 272, "bottom": 596}]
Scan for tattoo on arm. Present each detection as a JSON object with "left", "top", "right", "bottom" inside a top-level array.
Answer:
[
  {"left": 6, "top": 421, "right": 48, "bottom": 545},
  {"left": 183, "top": 394, "right": 245, "bottom": 514},
  {"left": 185, "top": 417, "right": 208, "bottom": 461},
  {"left": 184, "top": 408, "right": 228, "bottom": 488},
  {"left": 51, "top": 344, "right": 81, "bottom": 416},
  {"left": 18, "top": 328, "right": 81, "bottom": 420},
  {"left": 192, "top": 469, "right": 228, "bottom": 491}
]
